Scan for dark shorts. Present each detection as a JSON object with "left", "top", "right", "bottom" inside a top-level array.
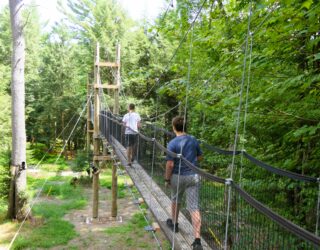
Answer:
[{"left": 125, "top": 134, "right": 138, "bottom": 147}]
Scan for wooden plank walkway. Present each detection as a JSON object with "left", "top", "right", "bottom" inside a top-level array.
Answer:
[{"left": 108, "top": 136, "right": 213, "bottom": 250}]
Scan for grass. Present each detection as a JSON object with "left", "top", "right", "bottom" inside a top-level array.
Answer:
[
  {"left": 100, "top": 169, "right": 128, "bottom": 198},
  {"left": 105, "top": 213, "right": 153, "bottom": 248},
  {"left": 105, "top": 212, "right": 170, "bottom": 249},
  {"left": 12, "top": 219, "right": 77, "bottom": 249},
  {"left": 26, "top": 142, "right": 69, "bottom": 170},
  {"left": 9, "top": 173, "right": 87, "bottom": 249},
  {"left": 0, "top": 199, "right": 7, "bottom": 223}
]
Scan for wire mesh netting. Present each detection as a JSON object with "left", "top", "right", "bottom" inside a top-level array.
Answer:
[{"left": 100, "top": 112, "right": 320, "bottom": 250}]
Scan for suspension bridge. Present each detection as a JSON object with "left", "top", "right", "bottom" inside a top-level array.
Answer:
[
  {"left": 85, "top": 103, "right": 319, "bottom": 250},
  {"left": 6, "top": 1, "right": 320, "bottom": 249},
  {"left": 82, "top": 3, "right": 320, "bottom": 247}
]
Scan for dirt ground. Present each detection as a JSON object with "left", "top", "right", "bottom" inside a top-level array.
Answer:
[
  {"left": 0, "top": 173, "right": 168, "bottom": 250},
  {"left": 57, "top": 187, "right": 165, "bottom": 250}
]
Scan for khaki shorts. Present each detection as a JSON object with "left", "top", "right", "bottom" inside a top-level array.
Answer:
[{"left": 170, "top": 174, "right": 200, "bottom": 211}]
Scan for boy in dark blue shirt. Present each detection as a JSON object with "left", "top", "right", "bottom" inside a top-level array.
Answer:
[{"left": 165, "top": 116, "right": 203, "bottom": 250}]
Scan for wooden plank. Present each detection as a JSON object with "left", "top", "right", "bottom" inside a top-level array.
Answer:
[
  {"left": 152, "top": 222, "right": 161, "bottom": 232},
  {"left": 96, "top": 61, "right": 119, "bottom": 67},
  {"left": 93, "top": 155, "right": 111, "bottom": 161},
  {"left": 94, "top": 84, "right": 119, "bottom": 89},
  {"left": 112, "top": 137, "right": 213, "bottom": 250},
  {"left": 112, "top": 138, "right": 191, "bottom": 250}
]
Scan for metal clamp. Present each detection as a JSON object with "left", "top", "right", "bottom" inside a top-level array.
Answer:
[{"left": 225, "top": 178, "right": 233, "bottom": 186}]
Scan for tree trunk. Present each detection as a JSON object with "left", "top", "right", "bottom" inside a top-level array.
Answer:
[{"left": 7, "top": 0, "right": 29, "bottom": 221}]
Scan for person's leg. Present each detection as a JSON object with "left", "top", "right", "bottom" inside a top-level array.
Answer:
[
  {"left": 186, "top": 175, "right": 201, "bottom": 239},
  {"left": 172, "top": 202, "right": 180, "bottom": 224},
  {"left": 190, "top": 210, "right": 201, "bottom": 238},
  {"left": 127, "top": 146, "right": 132, "bottom": 165},
  {"left": 131, "top": 135, "right": 137, "bottom": 162}
]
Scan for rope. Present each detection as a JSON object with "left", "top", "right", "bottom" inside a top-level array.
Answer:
[
  {"left": 29, "top": 109, "right": 81, "bottom": 171},
  {"left": 183, "top": 22, "right": 194, "bottom": 132},
  {"left": 142, "top": 102, "right": 181, "bottom": 122},
  {"left": 171, "top": 20, "right": 195, "bottom": 250},
  {"left": 224, "top": 2, "right": 253, "bottom": 249},
  {"left": 8, "top": 95, "right": 90, "bottom": 249},
  {"left": 236, "top": 22, "right": 254, "bottom": 245},
  {"left": 103, "top": 112, "right": 320, "bottom": 248},
  {"left": 316, "top": 179, "right": 320, "bottom": 236},
  {"left": 141, "top": 0, "right": 207, "bottom": 103},
  {"left": 239, "top": 33, "right": 253, "bottom": 185},
  {"left": 194, "top": 3, "right": 279, "bottom": 93}
]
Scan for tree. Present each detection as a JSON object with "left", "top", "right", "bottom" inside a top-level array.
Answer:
[{"left": 8, "top": 0, "right": 29, "bottom": 220}]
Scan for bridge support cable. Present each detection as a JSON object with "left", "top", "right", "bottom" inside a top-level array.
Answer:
[
  {"left": 137, "top": 117, "right": 320, "bottom": 237},
  {"left": 224, "top": 2, "right": 253, "bottom": 249},
  {"left": 317, "top": 180, "right": 320, "bottom": 236},
  {"left": 103, "top": 113, "right": 320, "bottom": 249},
  {"left": 141, "top": 0, "right": 207, "bottom": 103},
  {"left": 8, "top": 96, "right": 90, "bottom": 249}
]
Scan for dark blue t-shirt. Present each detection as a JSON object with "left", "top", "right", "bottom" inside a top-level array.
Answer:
[{"left": 166, "top": 135, "right": 202, "bottom": 175}]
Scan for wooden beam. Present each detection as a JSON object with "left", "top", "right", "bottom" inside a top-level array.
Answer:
[
  {"left": 96, "top": 61, "right": 119, "bottom": 67},
  {"left": 93, "top": 155, "right": 111, "bottom": 161},
  {"left": 152, "top": 222, "right": 161, "bottom": 232},
  {"left": 93, "top": 42, "right": 100, "bottom": 219},
  {"left": 87, "top": 129, "right": 94, "bottom": 133},
  {"left": 94, "top": 84, "right": 119, "bottom": 89},
  {"left": 111, "top": 164, "right": 118, "bottom": 217}
]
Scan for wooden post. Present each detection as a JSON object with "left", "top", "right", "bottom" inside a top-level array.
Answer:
[
  {"left": 111, "top": 163, "right": 118, "bottom": 217},
  {"left": 86, "top": 79, "right": 92, "bottom": 154},
  {"left": 111, "top": 43, "right": 120, "bottom": 216},
  {"left": 113, "top": 43, "right": 120, "bottom": 114},
  {"left": 93, "top": 42, "right": 100, "bottom": 218},
  {"left": 62, "top": 112, "right": 67, "bottom": 160}
]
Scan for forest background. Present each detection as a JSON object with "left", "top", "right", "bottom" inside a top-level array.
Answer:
[{"left": 0, "top": 0, "right": 319, "bottom": 234}]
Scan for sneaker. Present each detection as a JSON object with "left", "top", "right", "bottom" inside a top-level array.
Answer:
[
  {"left": 166, "top": 219, "right": 179, "bottom": 233},
  {"left": 191, "top": 239, "right": 203, "bottom": 250}
]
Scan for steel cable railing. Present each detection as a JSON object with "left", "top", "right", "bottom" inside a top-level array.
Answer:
[{"left": 100, "top": 112, "right": 320, "bottom": 250}]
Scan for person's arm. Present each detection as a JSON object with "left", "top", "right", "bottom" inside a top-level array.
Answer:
[
  {"left": 137, "top": 114, "right": 141, "bottom": 128},
  {"left": 196, "top": 139, "right": 203, "bottom": 162},
  {"left": 165, "top": 160, "right": 174, "bottom": 187},
  {"left": 122, "top": 115, "right": 127, "bottom": 127},
  {"left": 165, "top": 160, "right": 174, "bottom": 181}
]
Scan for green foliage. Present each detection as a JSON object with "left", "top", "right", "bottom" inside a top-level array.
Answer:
[
  {"left": 148, "top": 0, "right": 320, "bottom": 233},
  {"left": 100, "top": 170, "right": 127, "bottom": 198},
  {"left": 73, "top": 150, "right": 89, "bottom": 172},
  {"left": 0, "top": 199, "right": 7, "bottom": 223},
  {"left": 0, "top": 7, "right": 12, "bottom": 203}
]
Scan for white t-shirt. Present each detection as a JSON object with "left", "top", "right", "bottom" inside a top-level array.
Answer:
[{"left": 122, "top": 112, "right": 141, "bottom": 134}]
